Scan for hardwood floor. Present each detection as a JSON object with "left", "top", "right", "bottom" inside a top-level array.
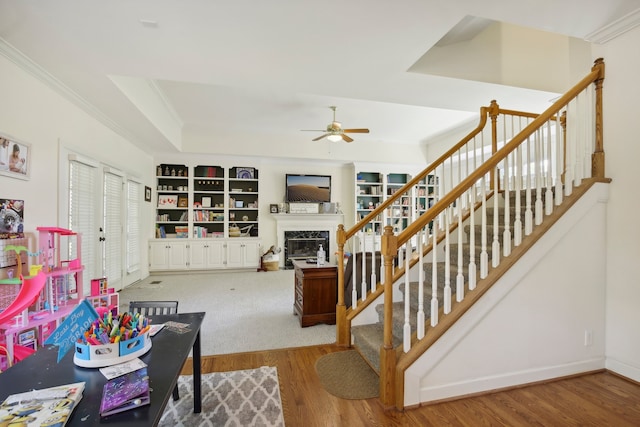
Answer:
[{"left": 181, "top": 344, "right": 640, "bottom": 426}]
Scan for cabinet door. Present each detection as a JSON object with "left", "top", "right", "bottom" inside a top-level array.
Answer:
[
  {"left": 188, "top": 241, "right": 207, "bottom": 269},
  {"left": 149, "top": 241, "right": 169, "bottom": 270},
  {"left": 167, "top": 242, "right": 188, "bottom": 269},
  {"left": 206, "top": 241, "right": 226, "bottom": 268},
  {"left": 226, "top": 241, "right": 245, "bottom": 268},
  {"left": 242, "top": 241, "right": 261, "bottom": 268}
]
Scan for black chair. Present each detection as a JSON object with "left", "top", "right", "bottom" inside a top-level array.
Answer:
[
  {"left": 128, "top": 300, "right": 180, "bottom": 400},
  {"left": 129, "top": 300, "right": 179, "bottom": 316}
]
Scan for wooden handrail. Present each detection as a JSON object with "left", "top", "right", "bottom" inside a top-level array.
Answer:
[
  {"left": 342, "top": 105, "right": 491, "bottom": 243},
  {"left": 395, "top": 59, "right": 605, "bottom": 248}
]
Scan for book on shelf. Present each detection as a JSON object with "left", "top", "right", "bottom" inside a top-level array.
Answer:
[
  {"left": 0, "top": 381, "right": 85, "bottom": 426},
  {"left": 99, "top": 367, "right": 150, "bottom": 417}
]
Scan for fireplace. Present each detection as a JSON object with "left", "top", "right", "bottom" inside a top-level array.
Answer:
[
  {"left": 273, "top": 212, "right": 344, "bottom": 269},
  {"left": 284, "top": 230, "right": 329, "bottom": 268}
]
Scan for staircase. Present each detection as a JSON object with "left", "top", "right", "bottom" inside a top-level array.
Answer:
[
  {"left": 352, "top": 194, "right": 545, "bottom": 373},
  {"left": 335, "top": 59, "right": 608, "bottom": 410}
]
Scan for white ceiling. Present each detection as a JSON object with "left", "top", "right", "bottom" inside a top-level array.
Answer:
[{"left": 0, "top": 1, "right": 638, "bottom": 160}]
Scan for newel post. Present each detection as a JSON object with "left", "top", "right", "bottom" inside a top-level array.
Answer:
[
  {"left": 379, "top": 225, "right": 398, "bottom": 407},
  {"left": 592, "top": 58, "right": 605, "bottom": 178},
  {"left": 335, "top": 224, "right": 350, "bottom": 347}
]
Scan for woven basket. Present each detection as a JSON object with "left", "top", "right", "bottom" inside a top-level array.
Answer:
[
  {"left": 229, "top": 224, "right": 241, "bottom": 237},
  {"left": 263, "top": 261, "right": 279, "bottom": 271}
]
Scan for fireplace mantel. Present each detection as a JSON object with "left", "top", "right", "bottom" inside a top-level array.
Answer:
[{"left": 273, "top": 213, "right": 344, "bottom": 267}]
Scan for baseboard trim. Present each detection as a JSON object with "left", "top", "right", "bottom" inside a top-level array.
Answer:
[
  {"left": 418, "top": 358, "right": 605, "bottom": 403},
  {"left": 606, "top": 357, "right": 640, "bottom": 383}
]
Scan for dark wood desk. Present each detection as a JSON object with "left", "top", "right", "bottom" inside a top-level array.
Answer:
[
  {"left": 292, "top": 260, "right": 337, "bottom": 327},
  {"left": 0, "top": 312, "right": 205, "bottom": 426}
]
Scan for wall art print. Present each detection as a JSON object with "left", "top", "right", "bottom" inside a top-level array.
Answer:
[
  {"left": 0, "top": 199, "right": 25, "bottom": 239},
  {"left": 0, "top": 133, "right": 31, "bottom": 180}
]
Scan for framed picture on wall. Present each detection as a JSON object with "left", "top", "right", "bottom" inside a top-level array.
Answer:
[
  {"left": 0, "top": 133, "right": 31, "bottom": 180},
  {"left": 144, "top": 186, "right": 152, "bottom": 202}
]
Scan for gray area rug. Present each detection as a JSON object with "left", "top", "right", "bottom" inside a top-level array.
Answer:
[
  {"left": 119, "top": 270, "right": 336, "bottom": 355},
  {"left": 159, "top": 366, "right": 284, "bottom": 427}
]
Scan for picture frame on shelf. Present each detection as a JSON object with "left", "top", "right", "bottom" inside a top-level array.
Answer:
[
  {"left": 0, "top": 133, "right": 31, "bottom": 180},
  {"left": 157, "top": 195, "right": 177, "bottom": 208},
  {"left": 270, "top": 204, "right": 278, "bottom": 214},
  {"left": 177, "top": 196, "right": 188, "bottom": 207},
  {"left": 144, "top": 186, "right": 152, "bottom": 202},
  {"left": 236, "top": 167, "right": 254, "bottom": 179},
  {"left": 201, "top": 197, "right": 211, "bottom": 208}
]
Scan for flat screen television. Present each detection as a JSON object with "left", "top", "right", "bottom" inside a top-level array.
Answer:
[{"left": 285, "top": 174, "right": 331, "bottom": 203}]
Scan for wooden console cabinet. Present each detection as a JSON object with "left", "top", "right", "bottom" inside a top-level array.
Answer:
[{"left": 292, "top": 260, "right": 337, "bottom": 327}]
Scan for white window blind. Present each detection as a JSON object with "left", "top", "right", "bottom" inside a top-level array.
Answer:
[
  {"left": 126, "top": 180, "right": 141, "bottom": 273},
  {"left": 103, "top": 170, "right": 123, "bottom": 288},
  {"left": 69, "top": 159, "right": 97, "bottom": 291}
]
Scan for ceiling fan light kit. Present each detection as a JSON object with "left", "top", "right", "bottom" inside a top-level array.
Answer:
[{"left": 303, "top": 106, "right": 370, "bottom": 143}]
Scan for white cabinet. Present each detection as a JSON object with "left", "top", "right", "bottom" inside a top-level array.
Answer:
[
  {"left": 149, "top": 240, "right": 188, "bottom": 271},
  {"left": 189, "top": 240, "right": 225, "bottom": 269},
  {"left": 150, "top": 239, "right": 261, "bottom": 271},
  {"left": 226, "top": 239, "right": 261, "bottom": 269}
]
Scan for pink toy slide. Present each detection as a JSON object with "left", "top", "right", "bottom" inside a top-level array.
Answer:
[
  {"left": 0, "top": 271, "right": 47, "bottom": 325},
  {"left": 0, "top": 271, "right": 46, "bottom": 364}
]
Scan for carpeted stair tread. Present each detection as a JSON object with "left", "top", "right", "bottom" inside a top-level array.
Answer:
[{"left": 351, "top": 323, "right": 401, "bottom": 374}]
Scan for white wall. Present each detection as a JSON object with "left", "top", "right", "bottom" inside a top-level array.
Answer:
[
  {"left": 404, "top": 184, "right": 608, "bottom": 405},
  {"left": 593, "top": 26, "right": 640, "bottom": 381},
  {"left": 0, "top": 53, "right": 155, "bottom": 284}
]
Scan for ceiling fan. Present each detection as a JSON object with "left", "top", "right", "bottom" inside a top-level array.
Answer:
[{"left": 302, "top": 106, "right": 370, "bottom": 142}]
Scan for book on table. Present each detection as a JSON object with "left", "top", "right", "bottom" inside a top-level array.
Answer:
[
  {"left": 0, "top": 381, "right": 85, "bottom": 426},
  {"left": 99, "top": 367, "right": 150, "bottom": 417}
]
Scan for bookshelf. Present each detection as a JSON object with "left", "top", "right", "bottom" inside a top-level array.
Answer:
[
  {"left": 155, "top": 164, "right": 189, "bottom": 238},
  {"left": 192, "top": 165, "right": 225, "bottom": 239},
  {"left": 353, "top": 164, "right": 439, "bottom": 240},
  {"left": 150, "top": 163, "right": 261, "bottom": 271}
]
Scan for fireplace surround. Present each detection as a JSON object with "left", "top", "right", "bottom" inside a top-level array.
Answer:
[
  {"left": 273, "top": 213, "right": 344, "bottom": 269},
  {"left": 284, "top": 230, "right": 329, "bottom": 268}
]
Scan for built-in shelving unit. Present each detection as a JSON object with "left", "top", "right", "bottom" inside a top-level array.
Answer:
[
  {"left": 155, "top": 164, "right": 189, "bottom": 238},
  {"left": 355, "top": 171, "right": 383, "bottom": 234},
  {"left": 353, "top": 164, "right": 439, "bottom": 241},
  {"left": 192, "top": 165, "right": 225, "bottom": 238},
  {"left": 151, "top": 163, "right": 261, "bottom": 271},
  {"left": 386, "top": 172, "right": 411, "bottom": 233},
  {"left": 228, "top": 166, "right": 259, "bottom": 238}
]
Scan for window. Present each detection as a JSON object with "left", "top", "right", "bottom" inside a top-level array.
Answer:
[
  {"left": 103, "top": 169, "right": 124, "bottom": 289},
  {"left": 126, "top": 180, "right": 141, "bottom": 274},
  {"left": 68, "top": 157, "right": 98, "bottom": 292}
]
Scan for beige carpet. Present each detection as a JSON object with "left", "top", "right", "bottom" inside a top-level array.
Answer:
[
  {"left": 159, "top": 366, "right": 284, "bottom": 427},
  {"left": 315, "top": 350, "right": 379, "bottom": 399},
  {"left": 119, "top": 270, "right": 336, "bottom": 355}
]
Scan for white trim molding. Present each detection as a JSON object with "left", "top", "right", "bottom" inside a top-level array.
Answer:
[{"left": 584, "top": 8, "right": 640, "bottom": 43}]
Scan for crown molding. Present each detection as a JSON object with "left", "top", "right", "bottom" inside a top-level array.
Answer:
[
  {"left": 146, "top": 79, "right": 184, "bottom": 129},
  {"left": 0, "top": 37, "right": 140, "bottom": 145},
  {"left": 584, "top": 8, "right": 640, "bottom": 43}
]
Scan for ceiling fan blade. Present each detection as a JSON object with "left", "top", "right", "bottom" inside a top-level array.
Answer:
[
  {"left": 342, "top": 134, "right": 354, "bottom": 143},
  {"left": 312, "top": 134, "right": 330, "bottom": 141},
  {"left": 343, "top": 128, "right": 370, "bottom": 133},
  {"left": 301, "top": 129, "right": 326, "bottom": 132}
]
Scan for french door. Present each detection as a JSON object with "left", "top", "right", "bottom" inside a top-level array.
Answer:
[{"left": 67, "top": 153, "right": 141, "bottom": 293}]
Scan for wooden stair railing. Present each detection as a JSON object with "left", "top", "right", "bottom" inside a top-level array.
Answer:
[{"left": 336, "top": 58, "right": 606, "bottom": 410}]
